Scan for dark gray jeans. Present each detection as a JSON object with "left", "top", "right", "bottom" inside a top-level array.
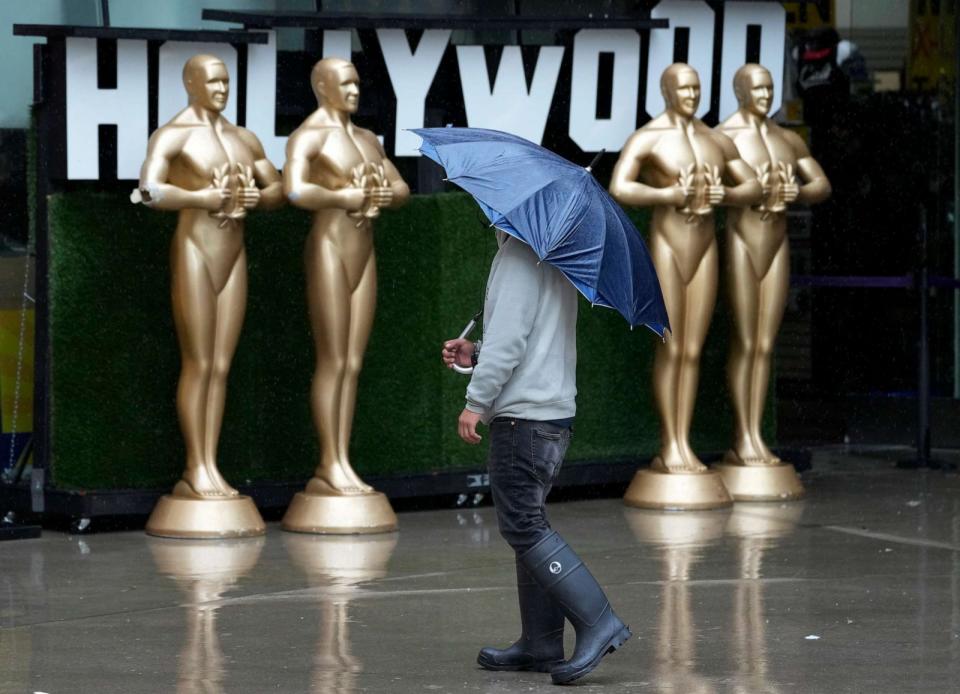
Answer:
[{"left": 487, "top": 418, "right": 573, "bottom": 553}]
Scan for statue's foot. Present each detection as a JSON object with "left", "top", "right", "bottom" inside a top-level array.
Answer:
[
  {"left": 727, "top": 441, "right": 767, "bottom": 467},
  {"left": 304, "top": 477, "right": 338, "bottom": 496},
  {"left": 753, "top": 438, "right": 781, "bottom": 465},
  {"left": 339, "top": 459, "right": 374, "bottom": 493},
  {"left": 679, "top": 443, "right": 709, "bottom": 473},
  {"left": 650, "top": 451, "right": 708, "bottom": 474},
  {"left": 206, "top": 463, "right": 239, "bottom": 497},
  {"left": 305, "top": 462, "right": 369, "bottom": 496},
  {"left": 173, "top": 467, "right": 227, "bottom": 499}
]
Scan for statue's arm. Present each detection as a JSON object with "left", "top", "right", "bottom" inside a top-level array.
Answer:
[
  {"left": 785, "top": 130, "right": 832, "bottom": 204},
  {"left": 282, "top": 130, "right": 364, "bottom": 212},
  {"left": 608, "top": 131, "right": 680, "bottom": 207},
  {"left": 375, "top": 139, "right": 410, "bottom": 209},
  {"left": 238, "top": 128, "right": 284, "bottom": 210},
  {"left": 138, "top": 128, "right": 222, "bottom": 211},
  {"left": 716, "top": 131, "right": 762, "bottom": 207}
]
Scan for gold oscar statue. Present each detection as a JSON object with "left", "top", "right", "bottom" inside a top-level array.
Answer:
[
  {"left": 282, "top": 57, "right": 409, "bottom": 534},
  {"left": 624, "top": 508, "right": 724, "bottom": 694},
  {"left": 284, "top": 532, "right": 397, "bottom": 691},
  {"left": 149, "top": 536, "right": 265, "bottom": 693},
  {"left": 714, "top": 64, "right": 831, "bottom": 500},
  {"left": 610, "top": 63, "right": 761, "bottom": 510},
  {"left": 136, "top": 55, "right": 283, "bottom": 538}
]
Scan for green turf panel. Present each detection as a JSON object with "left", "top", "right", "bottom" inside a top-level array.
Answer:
[{"left": 46, "top": 192, "right": 773, "bottom": 490}]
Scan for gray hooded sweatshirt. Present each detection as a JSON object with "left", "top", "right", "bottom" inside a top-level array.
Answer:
[{"left": 465, "top": 234, "right": 578, "bottom": 423}]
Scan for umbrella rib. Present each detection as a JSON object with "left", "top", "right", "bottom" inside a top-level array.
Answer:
[
  {"left": 595, "top": 191, "right": 640, "bottom": 324},
  {"left": 496, "top": 173, "right": 590, "bottom": 255}
]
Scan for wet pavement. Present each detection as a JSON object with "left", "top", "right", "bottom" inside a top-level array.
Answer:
[{"left": 1, "top": 449, "right": 959, "bottom": 693}]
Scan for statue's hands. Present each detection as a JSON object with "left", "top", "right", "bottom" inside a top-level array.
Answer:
[
  {"left": 671, "top": 163, "right": 696, "bottom": 209},
  {"left": 754, "top": 163, "right": 772, "bottom": 200},
  {"left": 344, "top": 162, "right": 390, "bottom": 224},
  {"left": 442, "top": 338, "right": 475, "bottom": 369},
  {"left": 667, "top": 184, "right": 694, "bottom": 208},
  {"left": 704, "top": 164, "right": 724, "bottom": 206},
  {"left": 236, "top": 164, "right": 260, "bottom": 210},
  {"left": 209, "top": 163, "right": 247, "bottom": 227},
  {"left": 778, "top": 162, "right": 799, "bottom": 204},
  {"left": 370, "top": 186, "right": 394, "bottom": 208},
  {"left": 753, "top": 163, "right": 773, "bottom": 219},
  {"left": 199, "top": 184, "right": 232, "bottom": 212},
  {"left": 339, "top": 187, "right": 368, "bottom": 212}
]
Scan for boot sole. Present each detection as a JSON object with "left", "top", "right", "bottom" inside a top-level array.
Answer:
[
  {"left": 550, "top": 624, "right": 632, "bottom": 685},
  {"left": 477, "top": 653, "right": 563, "bottom": 673}
]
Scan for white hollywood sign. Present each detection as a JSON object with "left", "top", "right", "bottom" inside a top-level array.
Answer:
[{"left": 63, "top": 0, "right": 785, "bottom": 179}]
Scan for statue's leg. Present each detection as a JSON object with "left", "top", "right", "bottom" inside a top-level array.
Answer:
[
  {"left": 751, "top": 239, "right": 790, "bottom": 463},
  {"left": 726, "top": 231, "right": 764, "bottom": 464},
  {"left": 171, "top": 238, "right": 220, "bottom": 498},
  {"left": 305, "top": 235, "right": 366, "bottom": 495},
  {"left": 201, "top": 248, "right": 247, "bottom": 496},
  {"left": 650, "top": 237, "right": 687, "bottom": 473},
  {"left": 675, "top": 239, "right": 718, "bottom": 472},
  {"left": 337, "top": 252, "right": 376, "bottom": 492}
]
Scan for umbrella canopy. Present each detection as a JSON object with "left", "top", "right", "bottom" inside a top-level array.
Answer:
[{"left": 412, "top": 127, "right": 669, "bottom": 337}]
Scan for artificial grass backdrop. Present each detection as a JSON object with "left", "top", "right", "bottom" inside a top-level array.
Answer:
[{"left": 47, "top": 192, "right": 772, "bottom": 490}]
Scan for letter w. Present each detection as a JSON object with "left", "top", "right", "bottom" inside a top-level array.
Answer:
[{"left": 456, "top": 46, "right": 564, "bottom": 145}]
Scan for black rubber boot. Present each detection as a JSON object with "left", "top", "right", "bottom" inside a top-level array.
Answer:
[
  {"left": 520, "top": 531, "right": 632, "bottom": 685},
  {"left": 477, "top": 559, "right": 565, "bottom": 672}
]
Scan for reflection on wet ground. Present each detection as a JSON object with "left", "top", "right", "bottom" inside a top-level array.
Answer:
[
  {"left": 1, "top": 451, "right": 958, "bottom": 693},
  {"left": 150, "top": 537, "right": 265, "bottom": 694}
]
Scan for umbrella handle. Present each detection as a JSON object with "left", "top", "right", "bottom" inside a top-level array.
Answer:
[{"left": 451, "top": 315, "right": 478, "bottom": 375}]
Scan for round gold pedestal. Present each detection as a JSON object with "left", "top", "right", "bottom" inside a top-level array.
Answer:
[
  {"left": 282, "top": 491, "right": 398, "bottom": 535},
  {"left": 623, "top": 466, "right": 733, "bottom": 511},
  {"left": 146, "top": 494, "right": 266, "bottom": 539},
  {"left": 713, "top": 458, "right": 805, "bottom": 501}
]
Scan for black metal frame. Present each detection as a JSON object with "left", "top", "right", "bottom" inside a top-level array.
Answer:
[
  {"left": 0, "top": 459, "right": 641, "bottom": 526},
  {"left": 0, "top": 447, "right": 812, "bottom": 530},
  {"left": 13, "top": 25, "right": 269, "bottom": 44},
  {"left": 200, "top": 9, "right": 668, "bottom": 31}
]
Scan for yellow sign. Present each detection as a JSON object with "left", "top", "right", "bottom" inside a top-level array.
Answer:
[
  {"left": 908, "top": 0, "right": 956, "bottom": 92},
  {"left": 0, "top": 308, "right": 33, "bottom": 434},
  {"left": 784, "top": 1, "right": 835, "bottom": 30}
]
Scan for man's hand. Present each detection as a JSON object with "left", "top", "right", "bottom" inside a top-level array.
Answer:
[
  {"left": 442, "top": 338, "right": 474, "bottom": 369},
  {"left": 458, "top": 408, "right": 483, "bottom": 444}
]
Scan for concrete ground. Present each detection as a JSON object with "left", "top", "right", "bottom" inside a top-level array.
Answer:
[{"left": 1, "top": 450, "right": 959, "bottom": 693}]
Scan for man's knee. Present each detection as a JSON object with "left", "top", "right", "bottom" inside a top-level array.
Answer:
[{"left": 498, "top": 517, "right": 552, "bottom": 554}]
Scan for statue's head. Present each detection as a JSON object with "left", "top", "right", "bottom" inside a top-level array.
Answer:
[
  {"left": 182, "top": 54, "right": 229, "bottom": 112},
  {"left": 311, "top": 57, "right": 360, "bottom": 113},
  {"left": 660, "top": 63, "right": 700, "bottom": 118},
  {"left": 734, "top": 64, "right": 773, "bottom": 117}
]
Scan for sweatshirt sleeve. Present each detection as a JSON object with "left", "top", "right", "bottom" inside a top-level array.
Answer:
[{"left": 465, "top": 241, "right": 541, "bottom": 415}]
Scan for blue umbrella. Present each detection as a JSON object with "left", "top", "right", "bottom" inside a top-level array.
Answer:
[{"left": 412, "top": 127, "right": 669, "bottom": 337}]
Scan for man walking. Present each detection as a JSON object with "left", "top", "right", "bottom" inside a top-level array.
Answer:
[{"left": 442, "top": 230, "right": 631, "bottom": 685}]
